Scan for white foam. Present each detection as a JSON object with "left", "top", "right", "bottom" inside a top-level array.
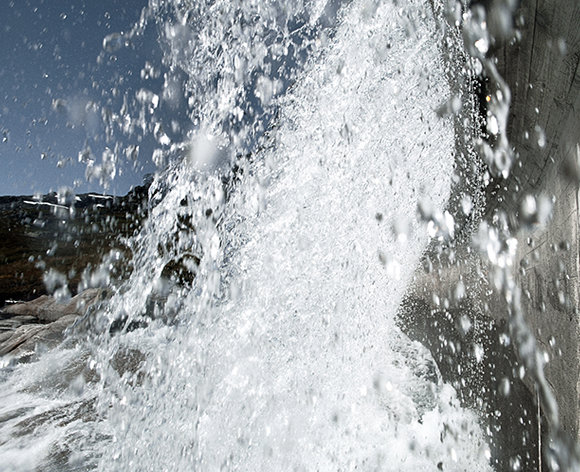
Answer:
[
  {"left": 94, "top": 0, "right": 492, "bottom": 470},
  {"left": 0, "top": 1, "right": 494, "bottom": 470}
]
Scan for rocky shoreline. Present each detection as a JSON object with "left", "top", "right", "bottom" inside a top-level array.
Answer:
[{"left": 0, "top": 184, "right": 149, "bottom": 359}]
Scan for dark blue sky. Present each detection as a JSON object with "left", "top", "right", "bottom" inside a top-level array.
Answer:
[
  {"left": 0, "top": 0, "right": 349, "bottom": 197},
  {"left": 0, "top": 0, "right": 181, "bottom": 196}
]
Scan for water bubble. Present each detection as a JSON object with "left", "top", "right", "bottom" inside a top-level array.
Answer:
[
  {"left": 450, "top": 448, "right": 458, "bottom": 462},
  {"left": 486, "top": 0, "right": 518, "bottom": 41},
  {"left": 154, "top": 123, "right": 171, "bottom": 146},
  {"left": 473, "top": 221, "right": 517, "bottom": 268},
  {"left": 464, "top": 5, "right": 490, "bottom": 57},
  {"left": 477, "top": 139, "right": 513, "bottom": 178},
  {"left": 85, "top": 147, "right": 117, "bottom": 186},
  {"left": 472, "top": 57, "right": 484, "bottom": 75},
  {"left": 474, "top": 38, "right": 489, "bottom": 54},
  {"left": 520, "top": 195, "right": 537, "bottom": 219},
  {"left": 78, "top": 146, "right": 93, "bottom": 164},
  {"left": 432, "top": 293, "right": 440, "bottom": 306},
  {"left": 486, "top": 114, "right": 499, "bottom": 135},
  {"left": 378, "top": 251, "right": 401, "bottom": 279},
  {"left": 543, "top": 350, "right": 551, "bottom": 363},
  {"left": 125, "top": 145, "right": 139, "bottom": 162},
  {"left": 57, "top": 157, "right": 71, "bottom": 168},
  {"left": 445, "top": 0, "right": 462, "bottom": 26},
  {"left": 436, "top": 95, "right": 462, "bottom": 117},
  {"left": 79, "top": 263, "right": 112, "bottom": 291},
  {"left": 426, "top": 211, "right": 455, "bottom": 240}
]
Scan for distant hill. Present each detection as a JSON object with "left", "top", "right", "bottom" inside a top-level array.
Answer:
[{"left": 0, "top": 183, "right": 149, "bottom": 305}]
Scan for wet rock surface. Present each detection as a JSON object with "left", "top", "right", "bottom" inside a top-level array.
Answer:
[
  {"left": 0, "top": 289, "right": 106, "bottom": 357},
  {"left": 0, "top": 289, "right": 106, "bottom": 356}
]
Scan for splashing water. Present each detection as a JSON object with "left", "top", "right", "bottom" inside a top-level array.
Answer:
[{"left": 0, "top": 0, "right": 496, "bottom": 470}]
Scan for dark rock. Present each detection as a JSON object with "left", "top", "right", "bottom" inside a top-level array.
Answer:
[
  {"left": 160, "top": 254, "right": 200, "bottom": 286},
  {"left": 0, "top": 324, "right": 46, "bottom": 356},
  {"left": 13, "top": 315, "right": 79, "bottom": 354}
]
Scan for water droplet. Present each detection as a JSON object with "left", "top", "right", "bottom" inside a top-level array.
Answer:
[
  {"left": 57, "top": 186, "right": 75, "bottom": 205},
  {"left": 458, "top": 314, "right": 471, "bottom": 334},
  {"left": 509, "top": 455, "right": 522, "bottom": 471},
  {"left": 534, "top": 124, "right": 546, "bottom": 148},
  {"left": 255, "top": 76, "right": 281, "bottom": 106},
  {"left": 557, "top": 37, "right": 567, "bottom": 55},
  {"left": 136, "top": 89, "right": 159, "bottom": 111},
  {"left": 519, "top": 194, "right": 552, "bottom": 228},
  {"left": 474, "top": 38, "right": 488, "bottom": 54},
  {"left": 461, "top": 195, "right": 472, "bottom": 215},
  {"left": 103, "top": 32, "right": 128, "bottom": 53},
  {"left": 499, "top": 377, "right": 511, "bottom": 396},
  {"left": 486, "top": 115, "right": 499, "bottom": 135},
  {"left": 125, "top": 145, "right": 139, "bottom": 161},
  {"left": 436, "top": 95, "right": 462, "bottom": 117},
  {"left": 392, "top": 216, "right": 411, "bottom": 243},
  {"left": 473, "top": 344, "right": 484, "bottom": 363},
  {"left": 78, "top": 146, "right": 93, "bottom": 163},
  {"left": 140, "top": 61, "right": 160, "bottom": 80}
]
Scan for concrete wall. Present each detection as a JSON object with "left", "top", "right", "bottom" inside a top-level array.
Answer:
[
  {"left": 488, "top": 0, "right": 580, "bottom": 438},
  {"left": 399, "top": 0, "right": 580, "bottom": 467}
]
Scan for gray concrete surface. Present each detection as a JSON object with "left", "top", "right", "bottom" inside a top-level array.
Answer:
[
  {"left": 399, "top": 0, "right": 580, "bottom": 467},
  {"left": 488, "top": 0, "right": 580, "bottom": 439}
]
